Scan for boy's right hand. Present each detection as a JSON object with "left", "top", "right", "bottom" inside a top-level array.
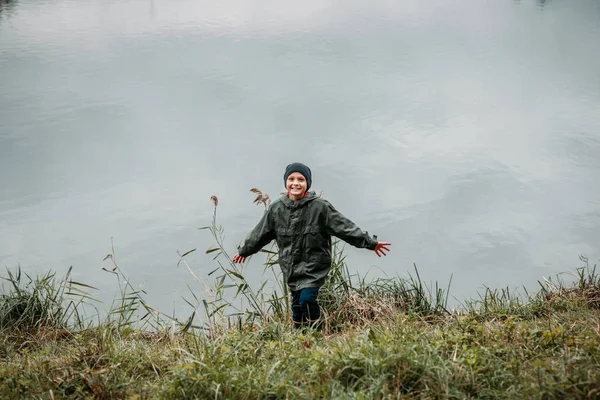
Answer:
[{"left": 232, "top": 254, "right": 247, "bottom": 263}]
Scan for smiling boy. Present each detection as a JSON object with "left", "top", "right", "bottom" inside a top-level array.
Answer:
[{"left": 233, "top": 162, "right": 391, "bottom": 330}]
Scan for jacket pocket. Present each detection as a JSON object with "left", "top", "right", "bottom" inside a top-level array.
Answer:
[
  {"left": 276, "top": 228, "right": 293, "bottom": 250},
  {"left": 302, "top": 226, "right": 323, "bottom": 250}
]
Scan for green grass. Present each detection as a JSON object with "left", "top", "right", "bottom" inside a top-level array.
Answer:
[
  {"left": 1, "top": 196, "right": 599, "bottom": 398},
  {"left": 0, "top": 266, "right": 93, "bottom": 334},
  {"left": 1, "top": 256, "right": 599, "bottom": 399}
]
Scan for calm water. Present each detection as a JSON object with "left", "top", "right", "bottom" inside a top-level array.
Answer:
[{"left": 1, "top": 0, "right": 599, "bottom": 313}]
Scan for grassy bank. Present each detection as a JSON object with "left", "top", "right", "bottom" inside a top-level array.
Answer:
[
  {"left": 1, "top": 198, "right": 599, "bottom": 399},
  {"left": 1, "top": 260, "right": 599, "bottom": 399}
]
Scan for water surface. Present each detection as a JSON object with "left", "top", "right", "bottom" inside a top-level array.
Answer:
[{"left": 1, "top": 0, "right": 599, "bottom": 313}]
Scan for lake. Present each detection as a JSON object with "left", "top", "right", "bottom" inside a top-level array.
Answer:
[{"left": 1, "top": 0, "right": 599, "bottom": 315}]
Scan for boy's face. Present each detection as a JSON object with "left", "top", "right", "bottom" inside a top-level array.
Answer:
[{"left": 286, "top": 172, "right": 308, "bottom": 200}]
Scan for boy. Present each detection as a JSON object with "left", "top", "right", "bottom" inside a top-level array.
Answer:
[{"left": 233, "top": 162, "right": 391, "bottom": 330}]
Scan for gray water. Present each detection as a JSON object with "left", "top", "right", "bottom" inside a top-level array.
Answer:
[{"left": 1, "top": 0, "right": 599, "bottom": 314}]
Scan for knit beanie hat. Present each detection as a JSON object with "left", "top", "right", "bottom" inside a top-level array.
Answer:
[{"left": 283, "top": 162, "right": 312, "bottom": 190}]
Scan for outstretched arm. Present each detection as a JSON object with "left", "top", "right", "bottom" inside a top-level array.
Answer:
[
  {"left": 325, "top": 201, "right": 391, "bottom": 255},
  {"left": 233, "top": 210, "right": 274, "bottom": 263}
]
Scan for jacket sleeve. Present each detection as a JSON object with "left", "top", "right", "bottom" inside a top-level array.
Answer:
[
  {"left": 324, "top": 201, "right": 378, "bottom": 250},
  {"left": 237, "top": 209, "right": 275, "bottom": 257}
]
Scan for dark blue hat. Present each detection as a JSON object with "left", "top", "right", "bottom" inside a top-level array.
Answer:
[{"left": 284, "top": 162, "right": 312, "bottom": 190}]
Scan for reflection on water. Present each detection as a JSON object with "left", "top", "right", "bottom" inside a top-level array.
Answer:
[
  {"left": 512, "top": 0, "right": 549, "bottom": 8},
  {"left": 0, "top": 0, "right": 16, "bottom": 16}
]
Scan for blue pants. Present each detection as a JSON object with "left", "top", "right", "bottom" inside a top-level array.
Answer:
[{"left": 291, "top": 287, "right": 321, "bottom": 330}]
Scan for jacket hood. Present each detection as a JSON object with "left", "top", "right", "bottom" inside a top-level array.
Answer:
[{"left": 281, "top": 190, "right": 319, "bottom": 208}]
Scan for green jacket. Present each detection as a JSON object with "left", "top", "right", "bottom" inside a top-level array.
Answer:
[{"left": 237, "top": 191, "right": 378, "bottom": 291}]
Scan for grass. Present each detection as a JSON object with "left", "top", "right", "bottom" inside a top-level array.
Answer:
[
  {"left": 0, "top": 266, "right": 93, "bottom": 334},
  {"left": 1, "top": 193, "right": 599, "bottom": 399}
]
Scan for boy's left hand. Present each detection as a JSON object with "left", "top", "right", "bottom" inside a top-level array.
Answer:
[{"left": 374, "top": 242, "right": 391, "bottom": 257}]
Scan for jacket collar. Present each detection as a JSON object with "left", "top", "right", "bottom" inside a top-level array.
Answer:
[{"left": 281, "top": 190, "right": 318, "bottom": 207}]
